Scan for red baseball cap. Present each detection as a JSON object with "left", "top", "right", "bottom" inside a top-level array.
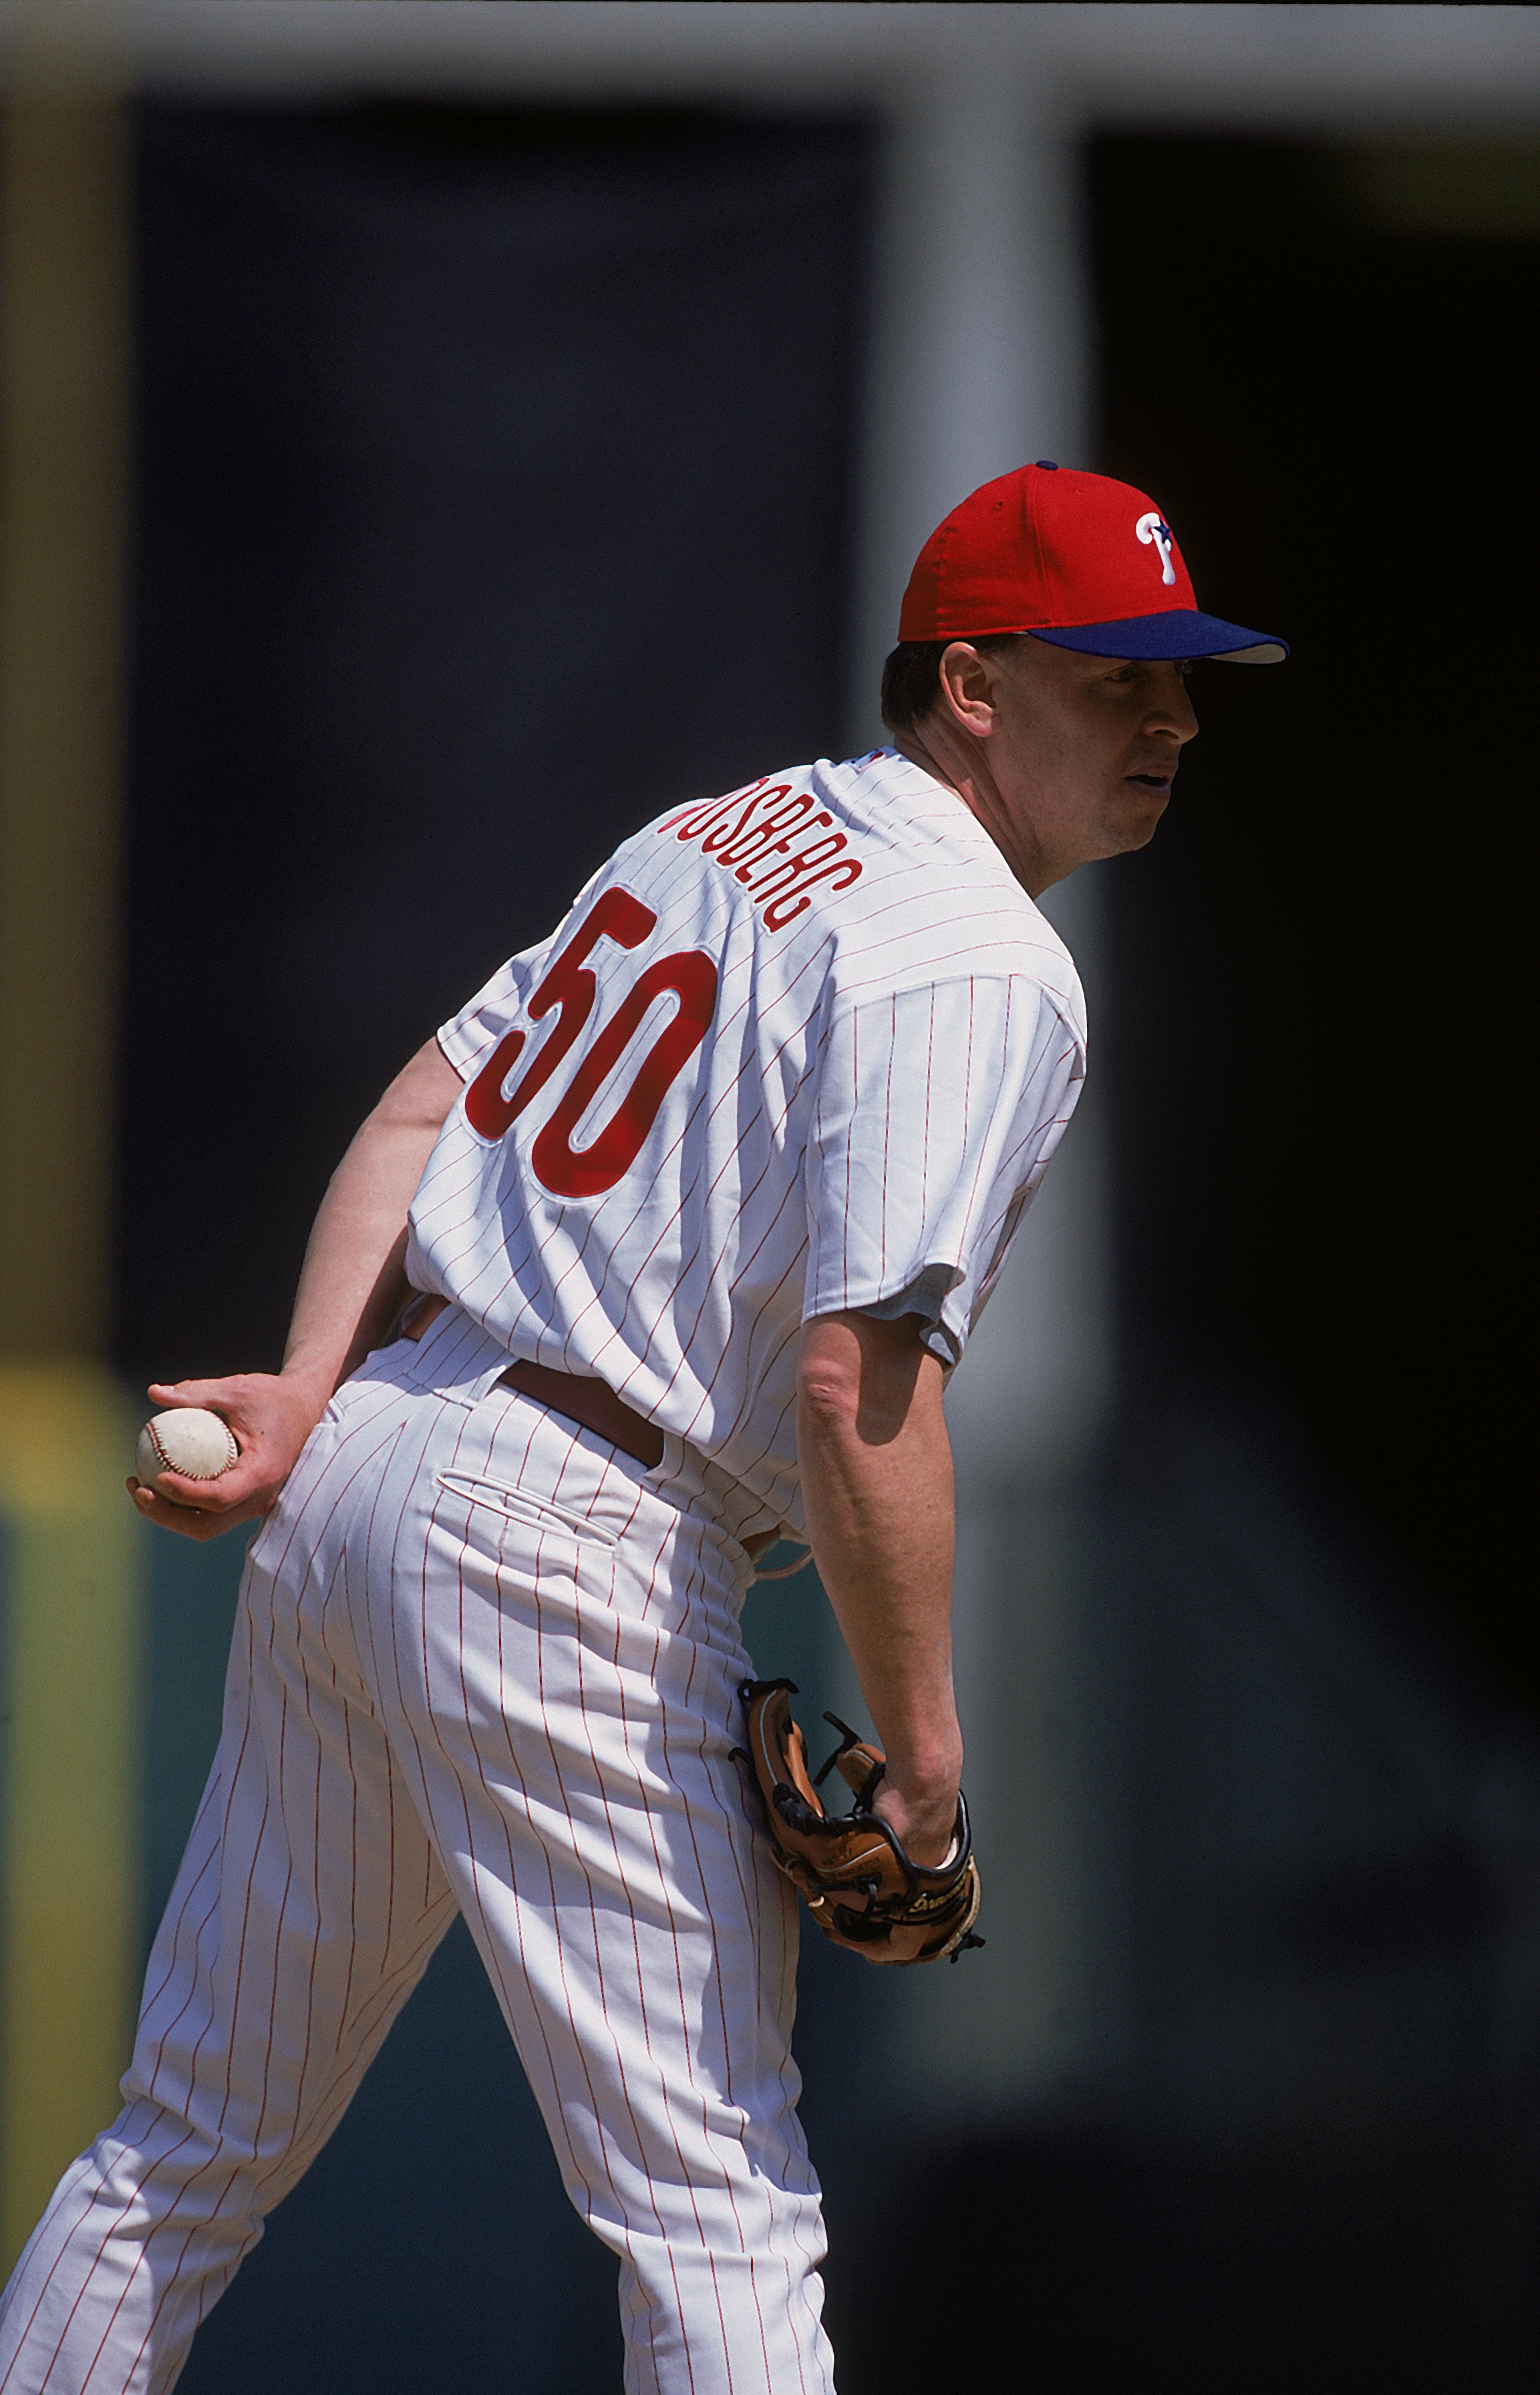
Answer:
[{"left": 898, "top": 461, "right": 1287, "bottom": 664}]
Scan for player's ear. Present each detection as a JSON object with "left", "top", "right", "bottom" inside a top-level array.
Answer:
[{"left": 935, "top": 642, "right": 998, "bottom": 738}]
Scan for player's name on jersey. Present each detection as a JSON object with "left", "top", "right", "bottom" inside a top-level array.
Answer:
[{"left": 660, "top": 779, "right": 864, "bottom": 931}]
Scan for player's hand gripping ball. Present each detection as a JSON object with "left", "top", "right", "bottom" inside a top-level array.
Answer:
[
  {"left": 737, "top": 1679, "right": 983, "bottom": 1965},
  {"left": 134, "top": 1407, "right": 240, "bottom": 1500}
]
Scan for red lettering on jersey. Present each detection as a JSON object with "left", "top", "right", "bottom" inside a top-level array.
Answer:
[
  {"left": 661, "top": 778, "right": 779, "bottom": 845},
  {"left": 662, "top": 777, "right": 863, "bottom": 929},
  {"left": 532, "top": 948, "right": 718, "bottom": 1198},
  {"left": 701, "top": 791, "right": 778, "bottom": 856},
  {"left": 462, "top": 1026, "right": 528, "bottom": 1138},
  {"left": 742, "top": 830, "right": 846, "bottom": 904},
  {"left": 716, "top": 793, "right": 818, "bottom": 870},
  {"left": 465, "top": 885, "right": 653, "bottom": 1140},
  {"left": 464, "top": 885, "right": 719, "bottom": 1200},
  {"left": 762, "top": 857, "right": 863, "bottom": 930}
]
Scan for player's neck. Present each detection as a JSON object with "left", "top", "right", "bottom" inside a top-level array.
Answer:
[{"left": 891, "top": 726, "right": 1054, "bottom": 899}]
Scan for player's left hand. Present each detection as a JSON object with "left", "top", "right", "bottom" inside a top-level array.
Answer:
[
  {"left": 128, "top": 1369, "right": 330, "bottom": 1542},
  {"left": 871, "top": 1775, "right": 960, "bottom": 1869},
  {"left": 737, "top": 1680, "right": 983, "bottom": 1965}
]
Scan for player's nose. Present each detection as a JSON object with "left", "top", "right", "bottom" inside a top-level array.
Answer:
[{"left": 1147, "top": 669, "right": 1199, "bottom": 742}]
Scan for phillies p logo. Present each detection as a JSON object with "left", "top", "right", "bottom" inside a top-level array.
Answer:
[{"left": 1136, "top": 511, "right": 1177, "bottom": 587}]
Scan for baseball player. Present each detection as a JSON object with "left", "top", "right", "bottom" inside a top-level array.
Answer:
[{"left": 0, "top": 463, "right": 1283, "bottom": 2394}]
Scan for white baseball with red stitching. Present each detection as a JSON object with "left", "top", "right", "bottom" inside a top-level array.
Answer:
[{"left": 134, "top": 1407, "right": 239, "bottom": 1484}]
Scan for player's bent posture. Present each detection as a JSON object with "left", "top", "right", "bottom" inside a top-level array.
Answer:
[{"left": 0, "top": 466, "right": 1283, "bottom": 2394}]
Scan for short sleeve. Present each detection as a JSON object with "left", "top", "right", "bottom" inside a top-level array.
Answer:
[
  {"left": 803, "top": 976, "right": 1085, "bottom": 1366},
  {"left": 436, "top": 955, "right": 532, "bottom": 1081}
]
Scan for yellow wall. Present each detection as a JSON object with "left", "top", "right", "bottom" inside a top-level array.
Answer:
[
  {"left": 0, "top": 52, "right": 132, "bottom": 1357},
  {"left": 0, "top": 1369, "right": 142, "bottom": 2273},
  {"left": 0, "top": 21, "right": 140, "bottom": 2278}
]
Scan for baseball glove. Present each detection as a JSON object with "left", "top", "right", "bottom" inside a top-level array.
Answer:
[{"left": 736, "top": 1678, "right": 983, "bottom": 1965}]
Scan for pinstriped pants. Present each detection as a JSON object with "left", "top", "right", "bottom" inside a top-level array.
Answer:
[{"left": 0, "top": 1323, "right": 834, "bottom": 2395}]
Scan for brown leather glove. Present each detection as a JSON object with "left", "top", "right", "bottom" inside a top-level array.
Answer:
[{"left": 736, "top": 1679, "right": 983, "bottom": 1966}]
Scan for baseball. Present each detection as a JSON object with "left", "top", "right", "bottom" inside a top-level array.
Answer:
[{"left": 134, "top": 1407, "right": 240, "bottom": 1490}]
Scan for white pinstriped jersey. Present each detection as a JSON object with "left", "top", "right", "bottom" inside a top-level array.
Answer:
[{"left": 406, "top": 748, "right": 1087, "bottom": 1531}]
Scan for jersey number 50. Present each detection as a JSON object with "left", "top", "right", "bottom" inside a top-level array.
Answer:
[{"left": 463, "top": 887, "right": 719, "bottom": 1200}]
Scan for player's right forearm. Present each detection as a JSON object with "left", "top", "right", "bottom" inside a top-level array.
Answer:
[{"left": 281, "top": 1036, "right": 463, "bottom": 1402}]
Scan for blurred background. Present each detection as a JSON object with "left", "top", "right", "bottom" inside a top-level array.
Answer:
[{"left": 2, "top": 5, "right": 1537, "bottom": 2387}]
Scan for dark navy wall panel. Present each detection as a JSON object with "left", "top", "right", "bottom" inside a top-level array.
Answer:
[{"left": 118, "top": 102, "right": 872, "bottom": 1383}]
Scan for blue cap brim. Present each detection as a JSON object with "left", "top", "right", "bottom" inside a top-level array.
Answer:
[{"left": 1032, "top": 610, "right": 1287, "bottom": 664}]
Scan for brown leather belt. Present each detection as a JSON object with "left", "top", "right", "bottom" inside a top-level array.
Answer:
[
  {"left": 398, "top": 1293, "right": 664, "bottom": 1470},
  {"left": 498, "top": 1357, "right": 664, "bottom": 1469}
]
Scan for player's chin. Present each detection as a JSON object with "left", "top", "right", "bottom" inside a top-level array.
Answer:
[{"left": 1108, "top": 779, "right": 1172, "bottom": 850}]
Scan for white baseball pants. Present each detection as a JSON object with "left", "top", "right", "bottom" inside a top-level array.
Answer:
[{"left": 0, "top": 1314, "right": 834, "bottom": 2395}]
